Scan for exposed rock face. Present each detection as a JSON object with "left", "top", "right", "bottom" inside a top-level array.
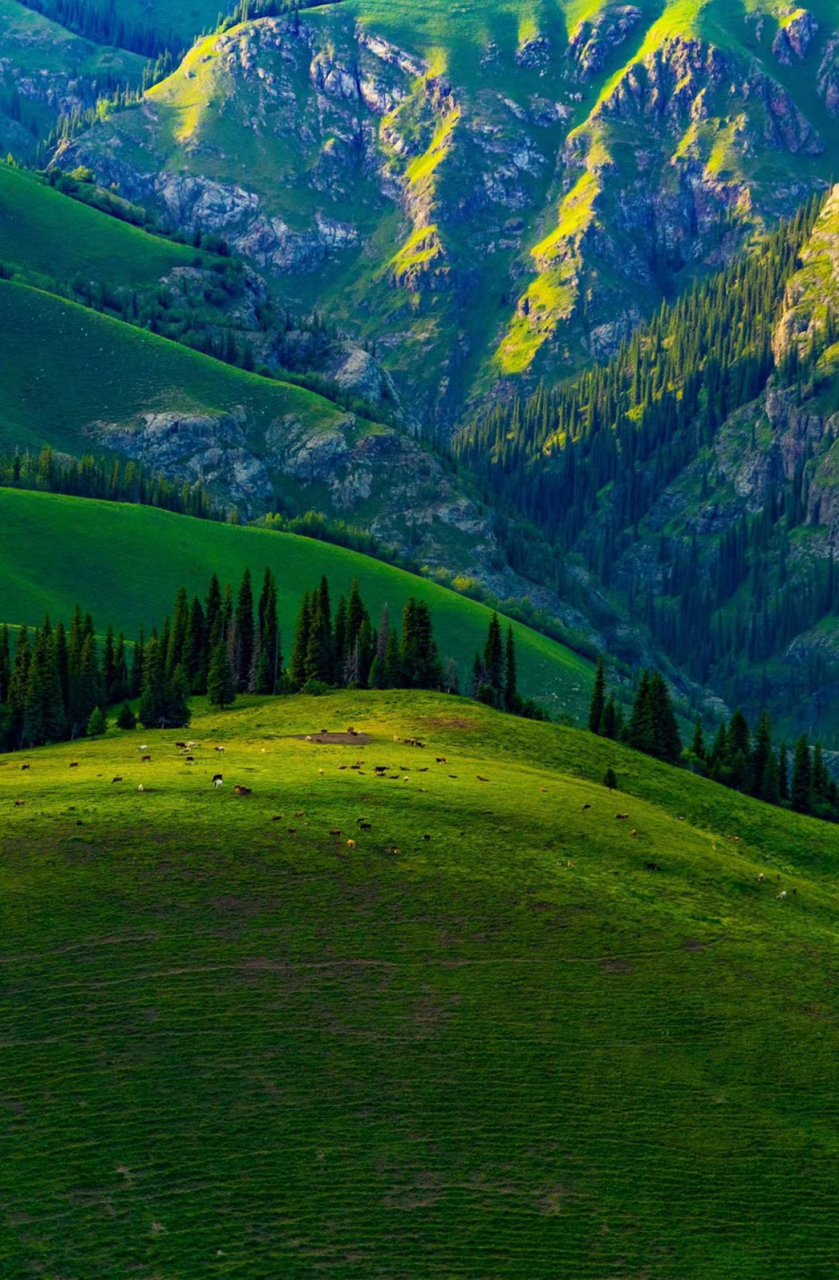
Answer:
[
  {"left": 55, "top": 7, "right": 832, "bottom": 429},
  {"left": 772, "top": 8, "right": 819, "bottom": 64},
  {"left": 818, "top": 36, "right": 839, "bottom": 115},
  {"left": 567, "top": 6, "right": 642, "bottom": 81}
]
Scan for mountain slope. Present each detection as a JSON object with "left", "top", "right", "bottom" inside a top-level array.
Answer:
[
  {"left": 54, "top": 0, "right": 839, "bottom": 428},
  {"left": 2, "top": 689, "right": 839, "bottom": 1276},
  {"left": 0, "top": 488, "right": 593, "bottom": 715}
]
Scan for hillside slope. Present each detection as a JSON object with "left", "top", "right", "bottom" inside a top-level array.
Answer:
[
  {"left": 54, "top": 0, "right": 839, "bottom": 427},
  {"left": 0, "top": 488, "right": 593, "bottom": 715},
  {"left": 0, "top": 277, "right": 509, "bottom": 576},
  {"left": 2, "top": 689, "right": 839, "bottom": 1277}
]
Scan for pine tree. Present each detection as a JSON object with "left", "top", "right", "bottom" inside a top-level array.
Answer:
[
  {"left": 73, "top": 634, "right": 101, "bottom": 735},
  {"left": 484, "top": 613, "right": 504, "bottom": 701},
  {"left": 103, "top": 626, "right": 116, "bottom": 702},
  {"left": 168, "top": 588, "right": 190, "bottom": 677},
  {"left": 116, "top": 702, "right": 137, "bottom": 730},
  {"left": 138, "top": 635, "right": 165, "bottom": 728},
  {"left": 778, "top": 743, "right": 790, "bottom": 802},
  {"left": 333, "top": 596, "right": 348, "bottom": 681},
  {"left": 588, "top": 656, "right": 606, "bottom": 734},
  {"left": 504, "top": 626, "right": 518, "bottom": 712},
  {"left": 761, "top": 750, "right": 781, "bottom": 806},
  {"left": 305, "top": 576, "right": 333, "bottom": 685},
  {"left": 601, "top": 697, "right": 617, "bottom": 740},
  {"left": 791, "top": 735, "right": 812, "bottom": 814},
  {"left": 87, "top": 706, "right": 107, "bottom": 737},
  {"left": 112, "top": 631, "right": 129, "bottom": 703},
  {"left": 750, "top": 712, "right": 773, "bottom": 799},
  {"left": 648, "top": 672, "right": 682, "bottom": 763},
  {"left": 627, "top": 671, "right": 655, "bottom": 755},
  {"left": 384, "top": 626, "right": 402, "bottom": 689},
  {"left": 691, "top": 717, "right": 706, "bottom": 761},
  {"left": 255, "top": 568, "right": 281, "bottom": 694},
  {"left": 186, "top": 596, "right": 207, "bottom": 693},
  {"left": 346, "top": 578, "right": 368, "bottom": 657},
  {"left": 290, "top": 590, "right": 312, "bottom": 690},
  {"left": 234, "top": 568, "right": 255, "bottom": 691},
  {"left": 208, "top": 639, "right": 236, "bottom": 709},
  {"left": 205, "top": 573, "right": 222, "bottom": 645},
  {"left": 131, "top": 625, "right": 145, "bottom": 697}
]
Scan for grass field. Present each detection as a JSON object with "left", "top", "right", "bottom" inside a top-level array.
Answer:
[
  {"left": 0, "top": 488, "right": 593, "bottom": 716},
  {"left": 1, "top": 688, "right": 839, "bottom": 1278}
]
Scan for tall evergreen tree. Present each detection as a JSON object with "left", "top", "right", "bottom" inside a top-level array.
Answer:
[
  {"left": 750, "top": 712, "right": 773, "bottom": 799},
  {"left": 234, "top": 569, "right": 255, "bottom": 691},
  {"left": 791, "top": 735, "right": 812, "bottom": 814},
  {"left": 208, "top": 638, "right": 236, "bottom": 709},
  {"left": 290, "top": 590, "right": 313, "bottom": 690},
  {"left": 504, "top": 625, "right": 518, "bottom": 713},
  {"left": 255, "top": 568, "right": 281, "bottom": 695},
  {"left": 484, "top": 613, "right": 504, "bottom": 700},
  {"left": 588, "top": 656, "right": 606, "bottom": 734}
]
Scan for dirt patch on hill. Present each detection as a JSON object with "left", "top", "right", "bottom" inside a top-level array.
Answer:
[{"left": 292, "top": 733, "right": 372, "bottom": 746}]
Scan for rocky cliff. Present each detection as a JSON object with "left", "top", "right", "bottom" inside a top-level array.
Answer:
[{"left": 54, "top": 1, "right": 839, "bottom": 433}]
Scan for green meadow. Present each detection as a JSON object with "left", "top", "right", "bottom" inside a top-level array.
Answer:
[
  {"left": 0, "top": 488, "right": 593, "bottom": 716},
  {"left": 2, "top": 689, "right": 839, "bottom": 1278}
]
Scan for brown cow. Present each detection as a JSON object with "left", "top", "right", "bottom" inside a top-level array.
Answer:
[
  {"left": 233, "top": 785, "right": 252, "bottom": 797},
  {"left": 69, "top": 762, "right": 79, "bottom": 769},
  {"left": 141, "top": 755, "right": 152, "bottom": 763},
  {"left": 112, "top": 776, "right": 123, "bottom": 783},
  {"left": 21, "top": 764, "right": 30, "bottom": 771}
]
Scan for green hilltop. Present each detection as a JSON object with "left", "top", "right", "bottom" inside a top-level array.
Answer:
[
  {"left": 0, "top": 488, "right": 593, "bottom": 717},
  {"left": 2, "top": 687, "right": 838, "bottom": 1277}
]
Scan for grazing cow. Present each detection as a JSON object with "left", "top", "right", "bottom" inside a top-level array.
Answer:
[
  {"left": 338, "top": 765, "right": 347, "bottom": 771},
  {"left": 403, "top": 776, "right": 410, "bottom": 782},
  {"left": 287, "top": 828, "right": 297, "bottom": 835},
  {"left": 758, "top": 873, "right": 765, "bottom": 883},
  {"left": 347, "top": 839, "right": 356, "bottom": 848},
  {"left": 214, "top": 746, "right": 225, "bottom": 753},
  {"left": 233, "top": 785, "right": 252, "bottom": 797},
  {"left": 630, "top": 829, "right": 638, "bottom": 837},
  {"left": 359, "top": 822, "right": 372, "bottom": 831},
  {"left": 318, "top": 769, "right": 324, "bottom": 776},
  {"left": 347, "top": 727, "right": 356, "bottom": 736},
  {"left": 271, "top": 815, "right": 282, "bottom": 821},
  {"left": 138, "top": 745, "right": 149, "bottom": 751},
  {"left": 477, "top": 776, "right": 489, "bottom": 783},
  {"left": 187, "top": 742, "right": 198, "bottom": 748},
  {"left": 185, "top": 756, "right": 194, "bottom": 763},
  {"left": 137, "top": 784, "right": 145, "bottom": 792},
  {"left": 615, "top": 813, "right": 629, "bottom": 821},
  {"left": 212, "top": 775, "right": 223, "bottom": 787},
  {"left": 141, "top": 755, "right": 152, "bottom": 763},
  {"left": 436, "top": 757, "right": 447, "bottom": 765},
  {"left": 175, "top": 742, "right": 187, "bottom": 749},
  {"left": 13, "top": 800, "right": 24, "bottom": 807},
  {"left": 305, "top": 735, "right": 313, "bottom": 742},
  {"left": 112, "top": 776, "right": 123, "bottom": 783},
  {"left": 69, "top": 762, "right": 79, "bottom": 769},
  {"left": 374, "top": 766, "right": 388, "bottom": 775},
  {"left": 417, "top": 767, "right": 428, "bottom": 773},
  {"left": 329, "top": 829, "right": 342, "bottom": 837},
  {"left": 294, "top": 810, "right": 304, "bottom": 818},
  {"left": 423, "top": 834, "right": 431, "bottom": 841},
  {"left": 582, "top": 803, "right": 592, "bottom": 811},
  {"left": 778, "top": 890, "right": 788, "bottom": 900},
  {"left": 21, "top": 764, "right": 30, "bottom": 771}
]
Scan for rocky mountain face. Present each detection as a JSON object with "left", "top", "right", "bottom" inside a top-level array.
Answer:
[{"left": 53, "top": 1, "right": 839, "bottom": 432}]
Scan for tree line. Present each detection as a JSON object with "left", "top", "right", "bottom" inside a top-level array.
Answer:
[
  {"left": 589, "top": 657, "right": 839, "bottom": 822},
  {"left": 0, "top": 568, "right": 542, "bottom": 748},
  {"left": 0, "top": 446, "right": 220, "bottom": 519}
]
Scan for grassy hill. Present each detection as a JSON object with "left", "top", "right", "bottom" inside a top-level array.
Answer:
[
  {"left": 0, "top": 163, "right": 200, "bottom": 292},
  {"left": 0, "top": 276, "right": 359, "bottom": 453},
  {"left": 0, "top": 487, "right": 593, "bottom": 716},
  {"left": 1, "top": 687, "right": 838, "bottom": 1277}
]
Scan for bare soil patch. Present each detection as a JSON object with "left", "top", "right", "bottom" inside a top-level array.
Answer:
[{"left": 292, "top": 733, "right": 372, "bottom": 746}]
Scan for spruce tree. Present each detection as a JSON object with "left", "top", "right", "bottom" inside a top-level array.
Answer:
[
  {"left": 138, "top": 635, "right": 165, "bottom": 728},
  {"left": 333, "top": 596, "right": 348, "bottom": 680},
  {"left": 205, "top": 573, "right": 222, "bottom": 645},
  {"left": 186, "top": 597, "right": 207, "bottom": 693},
  {"left": 255, "top": 568, "right": 281, "bottom": 694},
  {"left": 648, "top": 672, "right": 682, "bottom": 764},
  {"left": 103, "top": 627, "right": 116, "bottom": 703},
  {"left": 131, "top": 626, "right": 145, "bottom": 698},
  {"left": 87, "top": 706, "right": 107, "bottom": 737},
  {"left": 289, "top": 590, "right": 312, "bottom": 690},
  {"left": 484, "top": 614, "right": 504, "bottom": 701},
  {"left": 504, "top": 626, "right": 518, "bottom": 712},
  {"left": 208, "top": 639, "right": 236, "bottom": 710},
  {"left": 627, "top": 670, "right": 654, "bottom": 755},
  {"left": 168, "top": 588, "right": 190, "bottom": 677},
  {"left": 116, "top": 702, "right": 137, "bottom": 730},
  {"left": 791, "top": 736, "right": 812, "bottom": 814},
  {"left": 112, "top": 632, "right": 129, "bottom": 703},
  {"left": 588, "top": 656, "right": 606, "bottom": 734},
  {"left": 778, "top": 743, "right": 790, "bottom": 802},
  {"left": 601, "top": 697, "right": 617, "bottom": 740},
  {"left": 346, "top": 578, "right": 367, "bottom": 658},
  {"left": 750, "top": 712, "right": 773, "bottom": 799},
  {"left": 304, "top": 577, "right": 333, "bottom": 685},
  {"left": 234, "top": 568, "right": 255, "bottom": 691},
  {"left": 384, "top": 626, "right": 402, "bottom": 688},
  {"left": 691, "top": 717, "right": 706, "bottom": 761}
]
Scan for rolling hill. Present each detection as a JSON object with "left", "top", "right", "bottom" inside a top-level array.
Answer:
[
  {"left": 1, "top": 688, "right": 838, "bottom": 1277},
  {"left": 0, "top": 487, "right": 594, "bottom": 717}
]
